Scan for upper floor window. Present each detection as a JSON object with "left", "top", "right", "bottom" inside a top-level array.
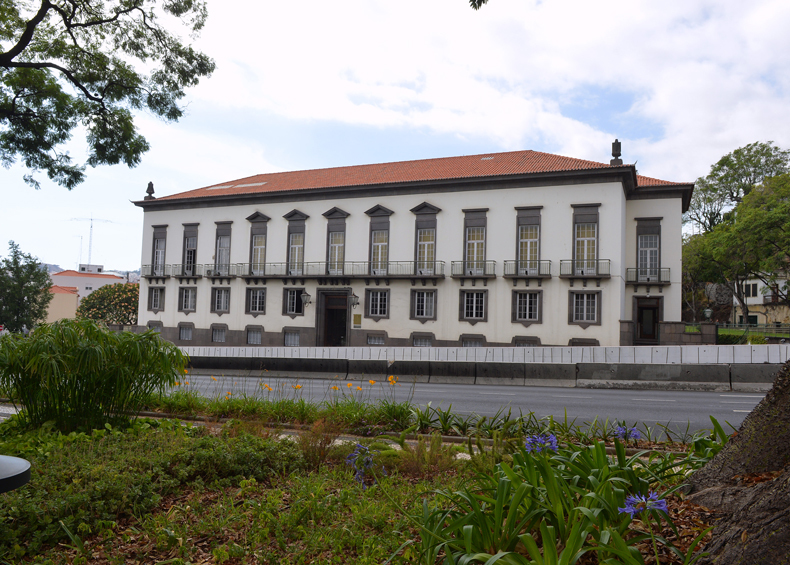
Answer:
[
  {"left": 152, "top": 225, "right": 167, "bottom": 276},
  {"left": 246, "top": 211, "right": 270, "bottom": 276},
  {"left": 516, "top": 206, "right": 541, "bottom": 275},
  {"left": 572, "top": 204, "right": 599, "bottom": 275},
  {"left": 636, "top": 217, "right": 661, "bottom": 282},
  {"left": 182, "top": 223, "right": 198, "bottom": 276},
  {"left": 366, "top": 289, "right": 389, "bottom": 320},
  {"left": 214, "top": 222, "right": 232, "bottom": 276},
  {"left": 284, "top": 288, "right": 304, "bottom": 317},
  {"left": 411, "top": 289, "right": 436, "bottom": 321},
  {"left": 284, "top": 209, "right": 309, "bottom": 276},
  {"left": 569, "top": 291, "right": 601, "bottom": 328},
  {"left": 411, "top": 202, "right": 441, "bottom": 275},
  {"left": 323, "top": 207, "right": 349, "bottom": 276},
  {"left": 460, "top": 290, "right": 487, "bottom": 323},
  {"left": 463, "top": 209, "right": 487, "bottom": 275},
  {"left": 179, "top": 287, "right": 196, "bottom": 312},
  {"left": 366, "top": 205, "right": 393, "bottom": 276},
  {"left": 148, "top": 287, "right": 164, "bottom": 313},
  {"left": 246, "top": 288, "right": 266, "bottom": 315},
  {"left": 513, "top": 290, "right": 541, "bottom": 325}
]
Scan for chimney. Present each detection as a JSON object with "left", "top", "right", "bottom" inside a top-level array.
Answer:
[{"left": 610, "top": 139, "right": 623, "bottom": 166}]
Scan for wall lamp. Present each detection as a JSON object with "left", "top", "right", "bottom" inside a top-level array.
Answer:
[
  {"left": 300, "top": 291, "right": 312, "bottom": 308},
  {"left": 350, "top": 292, "right": 360, "bottom": 309}
]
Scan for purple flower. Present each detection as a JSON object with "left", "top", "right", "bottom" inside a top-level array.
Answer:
[
  {"left": 346, "top": 443, "right": 379, "bottom": 489},
  {"left": 525, "top": 433, "right": 558, "bottom": 453},
  {"left": 619, "top": 492, "right": 668, "bottom": 518},
  {"left": 615, "top": 426, "right": 642, "bottom": 441}
]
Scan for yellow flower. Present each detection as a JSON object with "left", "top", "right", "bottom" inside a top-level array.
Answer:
[
  {"left": 347, "top": 383, "right": 353, "bottom": 388},
  {"left": 292, "top": 384, "right": 302, "bottom": 389},
  {"left": 174, "top": 382, "right": 180, "bottom": 386},
  {"left": 369, "top": 380, "right": 376, "bottom": 385},
  {"left": 212, "top": 377, "right": 217, "bottom": 381},
  {"left": 356, "top": 386, "right": 362, "bottom": 391},
  {"left": 227, "top": 391, "right": 232, "bottom": 395},
  {"left": 331, "top": 385, "right": 339, "bottom": 391},
  {"left": 184, "top": 381, "right": 189, "bottom": 385}
]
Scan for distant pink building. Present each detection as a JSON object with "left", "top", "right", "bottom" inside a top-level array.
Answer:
[{"left": 51, "top": 270, "right": 124, "bottom": 304}]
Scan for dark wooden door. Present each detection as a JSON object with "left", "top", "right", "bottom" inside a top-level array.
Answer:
[
  {"left": 322, "top": 295, "right": 348, "bottom": 347},
  {"left": 636, "top": 299, "right": 659, "bottom": 342}
]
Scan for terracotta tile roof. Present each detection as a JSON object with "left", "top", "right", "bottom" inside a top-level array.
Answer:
[
  {"left": 50, "top": 285, "right": 79, "bottom": 295},
  {"left": 154, "top": 149, "right": 690, "bottom": 202},
  {"left": 52, "top": 270, "right": 124, "bottom": 279}
]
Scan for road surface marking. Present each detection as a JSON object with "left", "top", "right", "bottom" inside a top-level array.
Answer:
[
  {"left": 631, "top": 399, "right": 676, "bottom": 402},
  {"left": 720, "top": 395, "right": 763, "bottom": 398},
  {"left": 477, "top": 392, "right": 516, "bottom": 396},
  {"left": 721, "top": 401, "right": 759, "bottom": 404},
  {"left": 733, "top": 410, "right": 751, "bottom": 413}
]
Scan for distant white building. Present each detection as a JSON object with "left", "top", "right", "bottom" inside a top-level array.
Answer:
[
  {"left": 51, "top": 267, "right": 124, "bottom": 304},
  {"left": 732, "top": 276, "right": 789, "bottom": 325},
  {"left": 134, "top": 143, "right": 693, "bottom": 347}
]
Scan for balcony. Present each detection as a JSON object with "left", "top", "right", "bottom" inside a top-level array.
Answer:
[
  {"left": 451, "top": 261, "right": 496, "bottom": 284},
  {"left": 764, "top": 293, "right": 779, "bottom": 304},
  {"left": 559, "top": 260, "right": 610, "bottom": 286},
  {"left": 204, "top": 263, "right": 237, "bottom": 280},
  {"left": 626, "top": 268, "right": 670, "bottom": 286},
  {"left": 236, "top": 261, "right": 446, "bottom": 281},
  {"left": 503, "top": 260, "right": 552, "bottom": 279},
  {"left": 141, "top": 264, "right": 171, "bottom": 280},
  {"left": 171, "top": 263, "right": 204, "bottom": 281}
]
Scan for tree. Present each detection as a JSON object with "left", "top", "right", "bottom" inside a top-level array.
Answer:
[
  {"left": 0, "top": 240, "right": 52, "bottom": 332},
  {"left": 76, "top": 281, "right": 138, "bottom": 325},
  {"left": 0, "top": 0, "right": 215, "bottom": 189},
  {"left": 684, "top": 141, "right": 789, "bottom": 232}
]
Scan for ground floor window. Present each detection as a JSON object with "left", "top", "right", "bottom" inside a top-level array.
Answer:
[
  {"left": 460, "top": 290, "right": 487, "bottom": 323},
  {"left": 247, "top": 327, "right": 262, "bottom": 345},
  {"left": 569, "top": 291, "right": 601, "bottom": 328},
  {"left": 366, "top": 289, "right": 389, "bottom": 320},
  {"left": 211, "top": 327, "right": 226, "bottom": 343},
  {"left": 178, "top": 325, "right": 193, "bottom": 341},
  {"left": 412, "top": 290, "right": 436, "bottom": 320},
  {"left": 284, "top": 330, "right": 300, "bottom": 347}
]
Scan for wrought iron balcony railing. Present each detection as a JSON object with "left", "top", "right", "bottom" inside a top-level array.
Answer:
[
  {"left": 450, "top": 261, "right": 497, "bottom": 277},
  {"left": 170, "top": 263, "right": 204, "bottom": 277},
  {"left": 559, "top": 260, "right": 611, "bottom": 278},
  {"left": 625, "top": 268, "right": 670, "bottom": 284},
  {"left": 503, "top": 260, "right": 552, "bottom": 278},
  {"left": 237, "top": 261, "right": 446, "bottom": 278},
  {"left": 141, "top": 264, "right": 172, "bottom": 277}
]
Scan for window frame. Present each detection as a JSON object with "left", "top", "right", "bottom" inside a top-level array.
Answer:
[
  {"left": 245, "top": 287, "right": 266, "bottom": 316},
  {"left": 247, "top": 211, "right": 270, "bottom": 276},
  {"left": 178, "top": 322, "right": 194, "bottom": 342},
  {"left": 283, "top": 288, "right": 305, "bottom": 318},
  {"left": 571, "top": 204, "right": 600, "bottom": 275},
  {"left": 284, "top": 210, "right": 309, "bottom": 276},
  {"left": 284, "top": 329, "right": 300, "bottom": 347},
  {"left": 182, "top": 223, "right": 198, "bottom": 276},
  {"left": 211, "top": 324, "right": 228, "bottom": 343},
  {"left": 210, "top": 287, "right": 230, "bottom": 315},
  {"left": 410, "top": 289, "right": 437, "bottom": 322},
  {"left": 246, "top": 325, "right": 263, "bottom": 345},
  {"left": 214, "top": 221, "right": 232, "bottom": 276},
  {"left": 151, "top": 225, "right": 167, "bottom": 276},
  {"left": 459, "top": 289, "right": 488, "bottom": 324},
  {"left": 365, "top": 289, "right": 389, "bottom": 321},
  {"left": 635, "top": 217, "right": 662, "bottom": 282},
  {"left": 147, "top": 286, "right": 165, "bottom": 313},
  {"left": 178, "top": 286, "right": 197, "bottom": 313},
  {"left": 568, "top": 290, "right": 602, "bottom": 329},
  {"left": 512, "top": 289, "right": 542, "bottom": 327}
]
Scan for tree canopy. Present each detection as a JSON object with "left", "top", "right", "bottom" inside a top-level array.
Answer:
[
  {"left": 76, "top": 281, "right": 138, "bottom": 325},
  {"left": 684, "top": 141, "right": 789, "bottom": 232},
  {"left": 0, "top": 240, "right": 53, "bottom": 331},
  {"left": 0, "top": 0, "right": 215, "bottom": 189}
]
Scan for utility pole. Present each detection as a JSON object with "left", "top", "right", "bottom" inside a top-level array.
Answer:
[{"left": 70, "top": 215, "right": 113, "bottom": 265}]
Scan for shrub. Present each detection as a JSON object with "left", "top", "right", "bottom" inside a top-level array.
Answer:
[
  {"left": 0, "top": 318, "right": 187, "bottom": 432},
  {"left": 168, "top": 433, "right": 305, "bottom": 487}
]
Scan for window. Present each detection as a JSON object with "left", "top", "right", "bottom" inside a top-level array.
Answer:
[
  {"left": 251, "top": 234, "right": 266, "bottom": 275},
  {"left": 148, "top": 287, "right": 164, "bottom": 312},
  {"left": 85, "top": 286, "right": 93, "bottom": 291},
  {"left": 465, "top": 227, "right": 486, "bottom": 274},
  {"left": 366, "top": 289, "right": 389, "bottom": 319},
  {"left": 513, "top": 290, "right": 541, "bottom": 325},
  {"left": 247, "top": 327, "right": 262, "bottom": 345},
  {"left": 179, "top": 287, "right": 196, "bottom": 312},
  {"left": 179, "top": 325, "right": 193, "bottom": 341},
  {"left": 518, "top": 225, "right": 540, "bottom": 275},
  {"left": 371, "top": 230, "right": 388, "bottom": 275},
  {"left": 745, "top": 283, "right": 758, "bottom": 298},
  {"left": 367, "top": 334, "right": 385, "bottom": 345},
  {"left": 413, "top": 337, "right": 432, "bottom": 347},
  {"left": 575, "top": 223, "right": 597, "bottom": 274},
  {"left": 463, "top": 339, "right": 482, "bottom": 347},
  {"left": 569, "top": 291, "right": 601, "bottom": 327},
  {"left": 416, "top": 229, "right": 435, "bottom": 274},
  {"left": 212, "top": 327, "right": 226, "bottom": 343},
  {"left": 211, "top": 288, "right": 230, "bottom": 314},
  {"left": 288, "top": 232, "right": 304, "bottom": 275},
  {"left": 246, "top": 288, "right": 266, "bottom": 315},
  {"left": 182, "top": 224, "right": 198, "bottom": 276},
  {"left": 411, "top": 289, "right": 436, "bottom": 321},
  {"left": 147, "top": 321, "right": 162, "bottom": 333},
  {"left": 460, "top": 290, "right": 487, "bottom": 323},
  {"left": 153, "top": 236, "right": 166, "bottom": 275},
  {"left": 284, "top": 288, "right": 304, "bottom": 316},
  {"left": 328, "top": 231, "right": 345, "bottom": 275},
  {"left": 284, "top": 331, "right": 300, "bottom": 347},
  {"left": 215, "top": 234, "right": 231, "bottom": 275},
  {"left": 638, "top": 234, "right": 659, "bottom": 281}
]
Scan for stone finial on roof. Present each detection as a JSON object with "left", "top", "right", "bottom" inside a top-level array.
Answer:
[
  {"left": 144, "top": 181, "right": 155, "bottom": 200},
  {"left": 610, "top": 139, "right": 623, "bottom": 166}
]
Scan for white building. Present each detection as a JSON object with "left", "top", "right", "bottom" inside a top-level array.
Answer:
[
  {"left": 732, "top": 276, "right": 789, "bottom": 325},
  {"left": 134, "top": 144, "right": 693, "bottom": 347},
  {"left": 51, "top": 268, "right": 125, "bottom": 304}
]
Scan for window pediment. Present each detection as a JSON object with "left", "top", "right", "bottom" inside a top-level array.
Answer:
[
  {"left": 410, "top": 202, "right": 442, "bottom": 215},
  {"left": 283, "top": 209, "right": 309, "bottom": 221},
  {"left": 322, "top": 207, "right": 350, "bottom": 219},
  {"left": 365, "top": 204, "right": 394, "bottom": 217},
  {"left": 246, "top": 211, "right": 271, "bottom": 223}
]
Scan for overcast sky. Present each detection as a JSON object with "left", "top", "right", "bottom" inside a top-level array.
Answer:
[{"left": 3, "top": 0, "right": 789, "bottom": 271}]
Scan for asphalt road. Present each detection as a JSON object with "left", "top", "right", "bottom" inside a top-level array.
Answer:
[{"left": 173, "top": 374, "right": 764, "bottom": 437}]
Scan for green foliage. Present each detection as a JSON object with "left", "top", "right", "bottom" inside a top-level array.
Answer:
[
  {"left": 0, "top": 240, "right": 53, "bottom": 332},
  {"left": 0, "top": 318, "right": 187, "bottom": 432},
  {"left": 0, "top": 0, "right": 215, "bottom": 189},
  {"left": 76, "top": 282, "right": 139, "bottom": 325},
  {"left": 168, "top": 433, "right": 305, "bottom": 488}
]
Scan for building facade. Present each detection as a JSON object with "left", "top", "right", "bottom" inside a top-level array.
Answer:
[
  {"left": 51, "top": 269, "right": 125, "bottom": 304},
  {"left": 135, "top": 147, "right": 693, "bottom": 347},
  {"left": 46, "top": 285, "right": 79, "bottom": 323},
  {"left": 732, "top": 276, "right": 790, "bottom": 325}
]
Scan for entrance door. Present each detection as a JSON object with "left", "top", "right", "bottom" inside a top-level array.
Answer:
[
  {"left": 636, "top": 298, "right": 660, "bottom": 343},
  {"left": 322, "top": 294, "right": 348, "bottom": 346}
]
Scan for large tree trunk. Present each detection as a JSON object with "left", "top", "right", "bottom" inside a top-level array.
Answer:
[{"left": 685, "top": 360, "right": 790, "bottom": 564}]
